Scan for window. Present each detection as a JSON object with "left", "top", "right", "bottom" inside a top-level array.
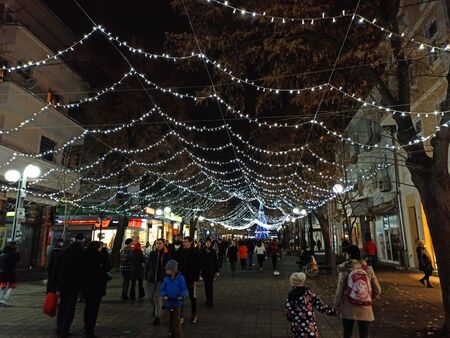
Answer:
[
  {"left": 47, "top": 90, "right": 61, "bottom": 106},
  {"left": 428, "top": 41, "right": 439, "bottom": 66},
  {"left": 40, "top": 136, "right": 57, "bottom": 162},
  {"left": 427, "top": 20, "right": 437, "bottom": 39},
  {"left": 414, "top": 117, "right": 423, "bottom": 135}
]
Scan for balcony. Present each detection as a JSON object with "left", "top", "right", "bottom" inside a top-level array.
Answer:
[{"left": 0, "top": 81, "right": 84, "bottom": 155}]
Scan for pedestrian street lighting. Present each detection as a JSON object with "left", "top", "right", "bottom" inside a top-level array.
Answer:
[
  {"left": 4, "top": 164, "right": 41, "bottom": 242},
  {"left": 285, "top": 216, "right": 291, "bottom": 222},
  {"left": 156, "top": 208, "right": 163, "bottom": 216},
  {"left": 300, "top": 209, "right": 308, "bottom": 217},
  {"left": 332, "top": 183, "right": 345, "bottom": 194},
  {"left": 164, "top": 206, "right": 171, "bottom": 213},
  {"left": 198, "top": 216, "right": 205, "bottom": 221},
  {"left": 292, "top": 207, "right": 300, "bottom": 215}
]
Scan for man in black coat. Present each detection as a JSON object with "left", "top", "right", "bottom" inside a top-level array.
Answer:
[
  {"left": 46, "top": 238, "right": 63, "bottom": 294},
  {"left": 0, "top": 241, "right": 20, "bottom": 306},
  {"left": 200, "top": 238, "right": 219, "bottom": 307},
  {"left": 145, "top": 238, "right": 171, "bottom": 325},
  {"left": 51, "top": 233, "right": 85, "bottom": 337},
  {"left": 177, "top": 236, "right": 200, "bottom": 323}
]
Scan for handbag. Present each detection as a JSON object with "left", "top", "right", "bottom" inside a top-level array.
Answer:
[{"left": 43, "top": 292, "right": 58, "bottom": 317}]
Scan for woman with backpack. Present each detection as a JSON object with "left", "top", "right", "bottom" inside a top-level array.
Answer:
[{"left": 334, "top": 245, "right": 381, "bottom": 338}]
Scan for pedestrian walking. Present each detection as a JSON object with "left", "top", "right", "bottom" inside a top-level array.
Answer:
[
  {"left": 146, "top": 238, "right": 171, "bottom": 325},
  {"left": 46, "top": 238, "right": 63, "bottom": 294},
  {"left": 226, "top": 240, "right": 238, "bottom": 276},
  {"left": 416, "top": 240, "right": 434, "bottom": 288},
  {"left": 254, "top": 241, "right": 266, "bottom": 271},
  {"left": 246, "top": 239, "right": 255, "bottom": 268},
  {"left": 216, "top": 238, "right": 225, "bottom": 271},
  {"left": 270, "top": 238, "right": 280, "bottom": 275},
  {"left": 160, "top": 260, "right": 187, "bottom": 338},
  {"left": 130, "top": 242, "right": 145, "bottom": 300},
  {"left": 316, "top": 239, "right": 322, "bottom": 252},
  {"left": 82, "top": 241, "right": 108, "bottom": 338},
  {"left": 177, "top": 236, "right": 200, "bottom": 324},
  {"left": 238, "top": 241, "right": 248, "bottom": 270},
  {"left": 119, "top": 238, "right": 133, "bottom": 300},
  {"left": 284, "top": 272, "right": 335, "bottom": 337},
  {"left": 199, "top": 238, "right": 219, "bottom": 307},
  {"left": 334, "top": 245, "right": 381, "bottom": 338},
  {"left": 144, "top": 241, "right": 152, "bottom": 258},
  {"left": 0, "top": 242, "right": 20, "bottom": 307},
  {"left": 364, "top": 237, "right": 378, "bottom": 268},
  {"left": 51, "top": 233, "right": 85, "bottom": 338}
]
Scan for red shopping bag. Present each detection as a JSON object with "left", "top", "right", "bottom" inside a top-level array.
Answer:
[{"left": 43, "top": 292, "right": 58, "bottom": 317}]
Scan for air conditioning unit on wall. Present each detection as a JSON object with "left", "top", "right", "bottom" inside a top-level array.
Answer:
[{"left": 378, "top": 176, "right": 391, "bottom": 192}]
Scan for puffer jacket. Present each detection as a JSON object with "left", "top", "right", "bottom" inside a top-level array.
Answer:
[
  {"left": 334, "top": 259, "right": 381, "bottom": 322},
  {"left": 160, "top": 272, "right": 187, "bottom": 308}
]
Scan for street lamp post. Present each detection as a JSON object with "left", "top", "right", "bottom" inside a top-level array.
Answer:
[{"left": 4, "top": 164, "right": 41, "bottom": 242}]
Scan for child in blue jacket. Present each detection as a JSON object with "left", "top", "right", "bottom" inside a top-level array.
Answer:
[{"left": 160, "top": 259, "right": 187, "bottom": 338}]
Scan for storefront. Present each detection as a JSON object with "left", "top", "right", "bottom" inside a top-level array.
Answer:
[{"left": 375, "top": 214, "right": 402, "bottom": 264}]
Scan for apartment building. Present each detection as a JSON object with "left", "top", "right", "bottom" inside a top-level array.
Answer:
[
  {"left": 339, "top": 0, "right": 449, "bottom": 268},
  {"left": 0, "top": 0, "right": 88, "bottom": 266}
]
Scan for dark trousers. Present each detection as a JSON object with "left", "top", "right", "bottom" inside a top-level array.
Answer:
[
  {"left": 230, "top": 260, "right": 237, "bottom": 275},
  {"left": 240, "top": 258, "right": 247, "bottom": 270},
  {"left": 343, "top": 319, "right": 370, "bottom": 338},
  {"left": 121, "top": 271, "right": 131, "bottom": 299},
  {"left": 271, "top": 254, "right": 278, "bottom": 270},
  {"left": 203, "top": 277, "right": 214, "bottom": 305},
  {"left": 420, "top": 270, "right": 433, "bottom": 286},
  {"left": 218, "top": 255, "right": 224, "bottom": 270},
  {"left": 247, "top": 252, "right": 254, "bottom": 268},
  {"left": 57, "top": 289, "right": 79, "bottom": 334},
  {"left": 130, "top": 278, "right": 145, "bottom": 300},
  {"left": 168, "top": 308, "right": 181, "bottom": 338},
  {"left": 257, "top": 254, "right": 265, "bottom": 269},
  {"left": 182, "top": 284, "right": 197, "bottom": 317},
  {"left": 84, "top": 294, "right": 102, "bottom": 334}
]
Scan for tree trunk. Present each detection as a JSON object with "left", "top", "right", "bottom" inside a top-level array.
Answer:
[
  {"left": 111, "top": 216, "right": 128, "bottom": 269},
  {"left": 313, "top": 209, "right": 332, "bottom": 267}
]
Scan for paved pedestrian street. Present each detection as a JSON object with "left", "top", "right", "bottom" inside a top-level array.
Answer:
[{"left": 0, "top": 256, "right": 444, "bottom": 338}]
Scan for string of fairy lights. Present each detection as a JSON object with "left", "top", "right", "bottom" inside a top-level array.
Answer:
[{"left": 0, "top": 3, "right": 445, "bottom": 229}]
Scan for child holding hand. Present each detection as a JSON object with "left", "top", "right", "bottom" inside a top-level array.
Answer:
[
  {"left": 284, "top": 272, "right": 335, "bottom": 337},
  {"left": 160, "top": 260, "right": 187, "bottom": 338}
]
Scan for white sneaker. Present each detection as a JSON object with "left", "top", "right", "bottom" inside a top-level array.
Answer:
[{"left": 273, "top": 271, "right": 280, "bottom": 276}]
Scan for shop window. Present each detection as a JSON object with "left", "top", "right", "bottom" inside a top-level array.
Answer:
[
  {"left": 39, "top": 136, "right": 57, "bottom": 162},
  {"left": 47, "top": 90, "right": 61, "bottom": 106},
  {"left": 375, "top": 214, "right": 401, "bottom": 263},
  {"left": 414, "top": 117, "right": 423, "bottom": 135}
]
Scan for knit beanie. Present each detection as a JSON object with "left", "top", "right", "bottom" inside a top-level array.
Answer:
[{"left": 165, "top": 259, "right": 178, "bottom": 272}]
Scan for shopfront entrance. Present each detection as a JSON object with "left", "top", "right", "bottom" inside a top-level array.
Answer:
[{"left": 375, "top": 214, "right": 402, "bottom": 263}]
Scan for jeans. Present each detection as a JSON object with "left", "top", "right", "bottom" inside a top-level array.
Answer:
[
  {"left": 130, "top": 278, "right": 145, "bottom": 300},
  {"left": 271, "top": 254, "right": 278, "bottom": 271},
  {"left": 57, "top": 289, "right": 79, "bottom": 334},
  {"left": 121, "top": 271, "right": 131, "bottom": 299},
  {"left": 420, "top": 270, "right": 433, "bottom": 286},
  {"left": 247, "top": 252, "right": 254, "bottom": 267},
  {"left": 182, "top": 284, "right": 197, "bottom": 317},
  {"left": 203, "top": 277, "right": 214, "bottom": 305},
  {"left": 343, "top": 319, "right": 370, "bottom": 338},
  {"left": 230, "top": 261, "right": 237, "bottom": 275},
  {"left": 84, "top": 294, "right": 102, "bottom": 334},
  {"left": 149, "top": 282, "right": 162, "bottom": 317},
  {"left": 168, "top": 308, "right": 181, "bottom": 338}
]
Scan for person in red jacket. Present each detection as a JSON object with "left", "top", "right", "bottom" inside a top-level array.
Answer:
[
  {"left": 238, "top": 242, "right": 248, "bottom": 270},
  {"left": 364, "top": 238, "right": 378, "bottom": 268}
]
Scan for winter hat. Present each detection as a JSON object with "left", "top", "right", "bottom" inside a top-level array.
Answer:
[
  {"left": 290, "top": 272, "right": 306, "bottom": 287},
  {"left": 165, "top": 259, "right": 178, "bottom": 272}
]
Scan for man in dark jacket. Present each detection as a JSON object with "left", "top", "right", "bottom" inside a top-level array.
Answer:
[
  {"left": 51, "top": 233, "right": 85, "bottom": 337},
  {"left": 146, "top": 238, "right": 171, "bottom": 325},
  {"left": 226, "top": 240, "right": 238, "bottom": 276},
  {"left": 0, "top": 241, "right": 20, "bottom": 306},
  {"left": 216, "top": 238, "right": 225, "bottom": 270},
  {"left": 177, "top": 236, "right": 200, "bottom": 323},
  {"left": 119, "top": 238, "right": 133, "bottom": 300},
  {"left": 200, "top": 238, "right": 219, "bottom": 307},
  {"left": 46, "top": 238, "right": 63, "bottom": 293}
]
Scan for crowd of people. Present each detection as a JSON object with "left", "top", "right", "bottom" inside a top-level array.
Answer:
[{"left": 0, "top": 233, "right": 438, "bottom": 338}]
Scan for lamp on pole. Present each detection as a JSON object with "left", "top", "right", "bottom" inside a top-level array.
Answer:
[{"left": 4, "top": 164, "right": 41, "bottom": 242}]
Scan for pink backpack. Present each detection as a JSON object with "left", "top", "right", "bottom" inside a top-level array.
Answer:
[{"left": 345, "top": 264, "right": 372, "bottom": 306}]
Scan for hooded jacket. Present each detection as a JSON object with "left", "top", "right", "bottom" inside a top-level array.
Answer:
[
  {"left": 146, "top": 246, "right": 171, "bottom": 283},
  {"left": 334, "top": 259, "right": 381, "bottom": 322},
  {"left": 160, "top": 272, "right": 187, "bottom": 308}
]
